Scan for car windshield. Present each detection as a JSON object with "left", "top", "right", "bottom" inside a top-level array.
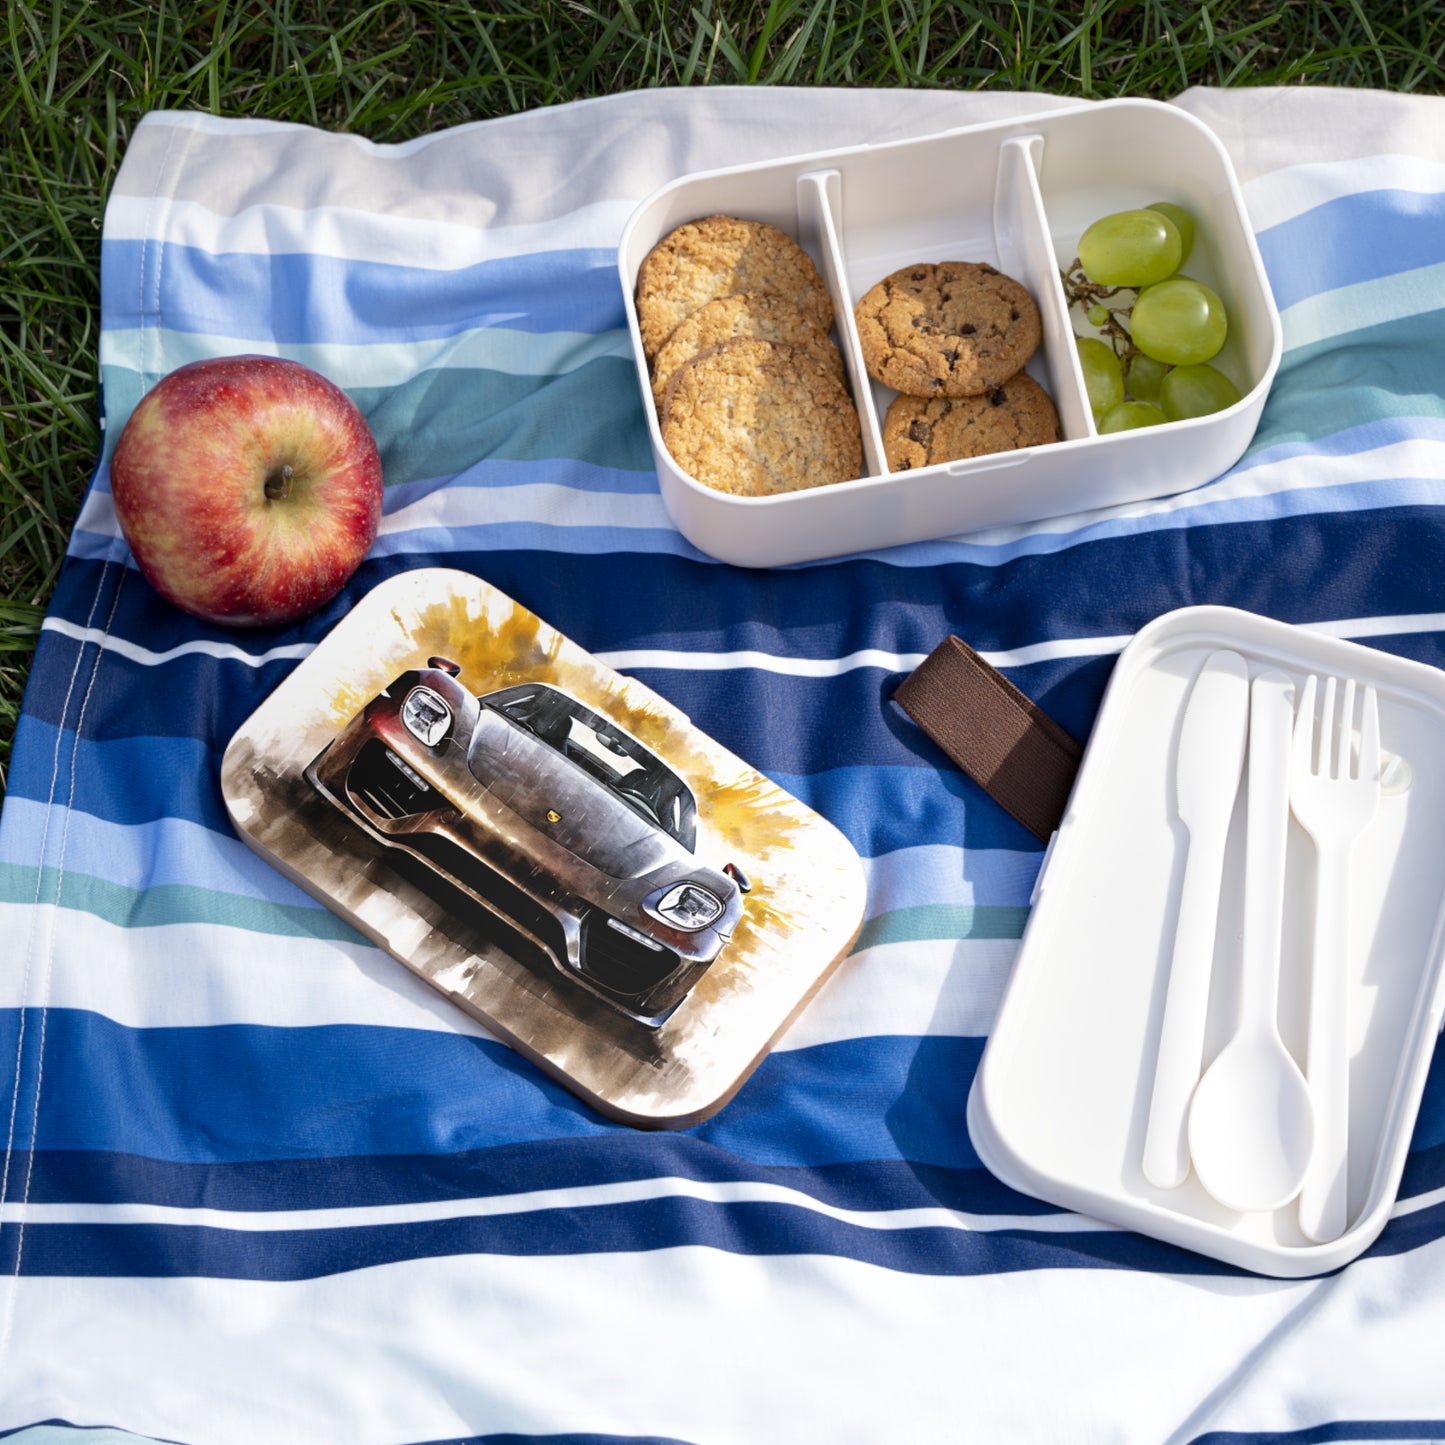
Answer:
[{"left": 482, "top": 684, "right": 698, "bottom": 850}]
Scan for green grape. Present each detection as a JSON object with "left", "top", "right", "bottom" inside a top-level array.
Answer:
[
  {"left": 1098, "top": 401, "right": 1168, "bottom": 433},
  {"left": 1077, "top": 337, "right": 1124, "bottom": 419},
  {"left": 1086, "top": 304, "right": 1111, "bottom": 327},
  {"left": 1125, "top": 353, "right": 1168, "bottom": 404},
  {"left": 1160, "top": 363, "right": 1242, "bottom": 420},
  {"left": 1147, "top": 202, "right": 1196, "bottom": 264},
  {"left": 1130, "top": 277, "right": 1228, "bottom": 366},
  {"left": 1077, "top": 209, "right": 1183, "bottom": 288}
]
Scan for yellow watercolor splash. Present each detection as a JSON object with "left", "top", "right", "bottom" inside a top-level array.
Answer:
[
  {"left": 322, "top": 668, "right": 390, "bottom": 733},
  {"left": 403, "top": 592, "right": 567, "bottom": 687},
  {"left": 317, "top": 588, "right": 565, "bottom": 730}
]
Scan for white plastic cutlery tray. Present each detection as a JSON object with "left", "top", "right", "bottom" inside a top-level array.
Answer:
[{"left": 967, "top": 605, "right": 1445, "bottom": 1276}]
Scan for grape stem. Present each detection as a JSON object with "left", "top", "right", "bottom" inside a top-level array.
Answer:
[{"left": 1061, "top": 258, "right": 1139, "bottom": 363}]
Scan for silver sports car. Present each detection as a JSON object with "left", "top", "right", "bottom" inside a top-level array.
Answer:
[{"left": 305, "top": 658, "right": 750, "bottom": 1026}]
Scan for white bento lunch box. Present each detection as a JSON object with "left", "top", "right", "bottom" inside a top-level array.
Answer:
[
  {"left": 617, "top": 98, "right": 1282, "bottom": 568},
  {"left": 968, "top": 607, "right": 1445, "bottom": 1277}
]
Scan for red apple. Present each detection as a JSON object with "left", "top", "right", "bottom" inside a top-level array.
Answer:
[{"left": 110, "top": 354, "right": 384, "bottom": 627}]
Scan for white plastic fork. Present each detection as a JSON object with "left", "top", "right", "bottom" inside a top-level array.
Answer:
[{"left": 1290, "top": 674, "right": 1381, "bottom": 1243}]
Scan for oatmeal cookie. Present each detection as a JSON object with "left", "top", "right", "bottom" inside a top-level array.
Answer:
[
  {"left": 882, "top": 373, "right": 1059, "bottom": 471},
  {"left": 660, "top": 336, "right": 861, "bottom": 497},
  {"left": 650, "top": 291, "right": 844, "bottom": 410},
  {"left": 636, "top": 215, "right": 835, "bottom": 360},
  {"left": 854, "top": 261, "right": 1041, "bottom": 397}
]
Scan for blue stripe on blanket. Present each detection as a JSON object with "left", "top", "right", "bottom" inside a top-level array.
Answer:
[
  {"left": 6, "top": 725, "right": 229, "bottom": 832},
  {"left": 0, "top": 1207, "right": 1212, "bottom": 1283},
  {"left": 2, "top": 1203, "right": 1239, "bottom": 1281},
  {"left": 98, "top": 187, "right": 1445, "bottom": 356},
  {"left": 8, "top": 1140, "right": 1444, "bottom": 1284},
  {"left": 39, "top": 504, "right": 1445, "bottom": 681},
  {"left": 0, "top": 801, "right": 338, "bottom": 904},
  {"left": 12, "top": 1143, "right": 1049, "bottom": 1215},
  {"left": 100, "top": 242, "right": 626, "bottom": 343},
  {"left": 1190, "top": 1420, "right": 1445, "bottom": 1445},
  {"left": 1, "top": 1012, "right": 984, "bottom": 1171},
  {"left": 6, "top": 1133, "right": 1441, "bottom": 1287},
  {"left": 9, "top": 1005, "right": 1442, "bottom": 1183},
  {"left": 1254, "top": 186, "right": 1445, "bottom": 311},
  {"left": 366, "top": 521, "right": 699, "bottom": 562},
  {"left": 377, "top": 459, "right": 666, "bottom": 504}
]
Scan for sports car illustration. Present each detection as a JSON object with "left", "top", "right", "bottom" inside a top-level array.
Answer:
[{"left": 305, "top": 658, "right": 751, "bottom": 1026}]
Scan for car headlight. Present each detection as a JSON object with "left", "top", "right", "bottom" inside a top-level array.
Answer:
[
  {"left": 652, "top": 882, "right": 724, "bottom": 931},
  {"left": 400, "top": 686, "right": 452, "bottom": 747}
]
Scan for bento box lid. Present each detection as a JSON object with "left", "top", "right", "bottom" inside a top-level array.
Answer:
[{"left": 222, "top": 567, "right": 866, "bottom": 1128}]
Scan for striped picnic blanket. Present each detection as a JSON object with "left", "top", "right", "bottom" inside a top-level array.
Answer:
[{"left": 3, "top": 84, "right": 1444, "bottom": 1443}]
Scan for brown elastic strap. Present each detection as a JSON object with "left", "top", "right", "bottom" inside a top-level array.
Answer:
[{"left": 893, "top": 635, "right": 1083, "bottom": 842}]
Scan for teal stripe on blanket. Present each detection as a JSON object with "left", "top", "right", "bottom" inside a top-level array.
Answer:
[
  {"left": 98, "top": 356, "right": 655, "bottom": 483},
  {"left": 0, "top": 863, "right": 360, "bottom": 942},
  {"left": 851, "top": 904, "right": 1030, "bottom": 952},
  {"left": 100, "top": 324, "right": 636, "bottom": 389},
  {"left": 1250, "top": 308, "right": 1445, "bottom": 454},
  {"left": 1, "top": 799, "right": 1040, "bottom": 917},
  {"left": 0, "top": 855, "right": 1017, "bottom": 953}
]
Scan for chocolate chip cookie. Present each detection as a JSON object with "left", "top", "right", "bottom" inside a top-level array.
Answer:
[
  {"left": 660, "top": 336, "right": 861, "bottom": 497},
  {"left": 854, "top": 262, "right": 1041, "bottom": 397},
  {"left": 636, "top": 216, "right": 835, "bottom": 361},
  {"left": 882, "top": 373, "right": 1059, "bottom": 471},
  {"left": 650, "top": 291, "right": 844, "bottom": 410}
]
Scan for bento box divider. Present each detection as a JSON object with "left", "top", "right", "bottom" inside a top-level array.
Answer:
[
  {"left": 993, "top": 133, "right": 1093, "bottom": 445},
  {"left": 797, "top": 167, "right": 886, "bottom": 479}
]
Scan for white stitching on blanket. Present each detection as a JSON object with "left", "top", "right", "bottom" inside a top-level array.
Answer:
[
  {"left": 0, "top": 113, "right": 194, "bottom": 1378},
  {"left": 0, "top": 556, "right": 118, "bottom": 1370},
  {"left": 0, "top": 587, "right": 100, "bottom": 1182},
  {"left": 0, "top": 566, "right": 129, "bottom": 1368}
]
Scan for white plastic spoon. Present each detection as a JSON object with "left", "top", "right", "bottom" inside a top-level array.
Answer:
[{"left": 1188, "top": 668, "right": 1316, "bottom": 1213}]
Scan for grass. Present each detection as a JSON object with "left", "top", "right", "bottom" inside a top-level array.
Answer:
[{"left": 2, "top": 0, "right": 1444, "bottom": 800}]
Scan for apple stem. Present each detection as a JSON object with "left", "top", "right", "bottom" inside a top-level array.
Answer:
[{"left": 264, "top": 463, "right": 294, "bottom": 502}]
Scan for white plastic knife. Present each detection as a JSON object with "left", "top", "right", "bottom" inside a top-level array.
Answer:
[{"left": 1142, "top": 649, "right": 1251, "bottom": 1189}]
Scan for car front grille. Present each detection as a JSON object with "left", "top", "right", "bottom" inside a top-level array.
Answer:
[
  {"left": 406, "top": 832, "right": 571, "bottom": 967},
  {"left": 578, "top": 912, "right": 680, "bottom": 1002},
  {"left": 347, "top": 740, "right": 437, "bottom": 820}
]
